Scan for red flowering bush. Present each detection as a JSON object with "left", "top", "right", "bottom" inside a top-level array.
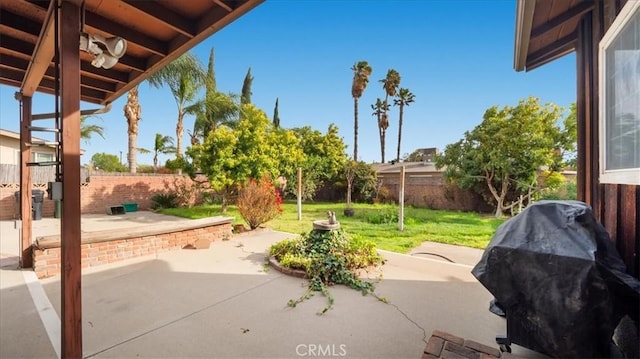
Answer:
[{"left": 237, "top": 177, "right": 283, "bottom": 230}]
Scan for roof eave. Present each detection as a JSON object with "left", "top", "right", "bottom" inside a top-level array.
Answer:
[{"left": 514, "top": 0, "right": 536, "bottom": 72}]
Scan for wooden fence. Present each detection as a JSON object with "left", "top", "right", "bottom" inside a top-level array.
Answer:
[{"left": 0, "top": 164, "right": 89, "bottom": 185}]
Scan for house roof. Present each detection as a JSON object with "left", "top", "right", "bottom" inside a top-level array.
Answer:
[
  {"left": 514, "top": 0, "right": 593, "bottom": 71},
  {"left": 0, "top": 0, "right": 263, "bottom": 105},
  {"left": 372, "top": 161, "right": 443, "bottom": 174},
  {"left": 0, "top": 128, "right": 47, "bottom": 142}
]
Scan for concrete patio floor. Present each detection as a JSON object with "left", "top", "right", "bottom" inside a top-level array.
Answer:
[{"left": 0, "top": 213, "right": 544, "bottom": 358}]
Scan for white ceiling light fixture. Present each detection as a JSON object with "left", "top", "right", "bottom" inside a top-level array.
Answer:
[{"left": 79, "top": 33, "right": 127, "bottom": 69}]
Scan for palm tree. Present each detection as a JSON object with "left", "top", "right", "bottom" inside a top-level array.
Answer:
[
  {"left": 152, "top": 133, "right": 176, "bottom": 172},
  {"left": 351, "top": 61, "right": 372, "bottom": 161},
  {"left": 394, "top": 88, "right": 415, "bottom": 162},
  {"left": 148, "top": 53, "right": 204, "bottom": 158},
  {"left": 192, "top": 48, "right": 239, "bottom": 141},
  {"left": 80, "top": 115, "right": 105, "bottom": 143},
  {"left": 241, "top": 67, "right": 253, "bottom": 105},
  {"left": 371, "top": 98, "right": 389, "bottom": 163},
  {"left": 379, "top": 69, "right": 401, "bottom": 163},
  {"left": 123, "top": 86, "right": 141, "bottom": 173}
]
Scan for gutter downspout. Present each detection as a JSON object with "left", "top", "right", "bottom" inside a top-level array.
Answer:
[{"left": 514, "top": 0, "right": 536, "bottom": 72}]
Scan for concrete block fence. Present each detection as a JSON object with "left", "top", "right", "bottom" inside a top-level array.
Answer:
[{"left": 0, "top": 174, "right": 195, "bottom": 220}]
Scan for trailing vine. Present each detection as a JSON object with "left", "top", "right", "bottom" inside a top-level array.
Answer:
[{"left": 270, "top": 228, "right": 385, "bottom": 314}]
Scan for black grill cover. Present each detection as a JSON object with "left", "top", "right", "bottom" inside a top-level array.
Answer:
[{"left": 472, "top": 200, "right": 639, "bottom": 358}]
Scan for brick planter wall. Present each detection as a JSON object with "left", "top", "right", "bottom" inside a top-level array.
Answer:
[{"left": 32, "top": 217, "right": 232, "bottom": 278}]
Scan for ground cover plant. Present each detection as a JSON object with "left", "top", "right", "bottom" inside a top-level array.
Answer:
[
  {"left": 159, "top": 202, "right": 504, "bottom": 252},
  {"left": 270, "top": 228, "right": 384, "bottom": 314}
]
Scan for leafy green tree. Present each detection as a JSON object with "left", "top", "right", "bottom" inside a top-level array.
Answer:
[
  {"left": 153, "top": 133, "right": 176, "bottom": 172},
  {"left": 273, "top": 98, "right": 280, "bottom": 128},
  {"left": 187, "top": 104, "right": 303, "bottom": 212},
  {"left": 435, "top": 97, "right": 573, "bottom": 217},
  {"left": 394, "top": 88, "right": 415, "bottom": 162},
  {"left": 80, "top": 115, "right": 105, "bottom": 144},
  {"left": 379, "top": 69, "right": 401, "bottom": 163},
  {"left": 351, "top": 61, "right": 372, "bottom": 161},
  {"left": 559, "top": 103, "right": 577, "bottom": 169},
  {"left": 148, "top": 53, "right": 204, "bottom": 158},
  {"left": 90, "top": 153, "right": 126, "bottom": 172},
  {"left": 241, "top": 67, "right": 253, "bottom": 105},
  {"left": 289, "top": 124, "right": 348, "bottom": 200},
  {"left": 371, "top": 98, "right": 389, "bottom": 163}
]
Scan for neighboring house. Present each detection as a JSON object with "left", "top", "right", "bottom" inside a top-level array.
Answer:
[
  {"left": 372, "top": 161, "right": 444, "bottom": 185},
  {"left": 0, "top": 129, "right": 57, "bottom": 165}
]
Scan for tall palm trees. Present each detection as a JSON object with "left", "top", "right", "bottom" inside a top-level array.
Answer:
[
  {"left": 371, "top": 98, "right": 389, "bottom": 163},
  {"left": 394, "top": 88, "right": 415, "bottom": 162},
  {"left": 351, "top": 61, "right": 372, "bottom": 161},
  {"left": 153, "top": 133, "right": 176, "bottom": 172},
  {"left": 148, "top": 53, "right": 204, "bottom": 158},
  {"left": 379, "top": 69, "right": 401, "bottom": 163},
  {"left": 123, "top": 86, "right": 141, "bottom": 173},
  {"left": 192, "top": 48, "right": 239, "bottom": 142}
]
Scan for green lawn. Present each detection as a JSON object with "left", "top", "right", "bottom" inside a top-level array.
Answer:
[{"left": 159, "top": 202, "right": 505, "bottom": 253}]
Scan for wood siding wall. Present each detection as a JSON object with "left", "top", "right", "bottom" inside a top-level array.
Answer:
[{"left": 576, "top": 0, "right": 639, "bottom": 278}]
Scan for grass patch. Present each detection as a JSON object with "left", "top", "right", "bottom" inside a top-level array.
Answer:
[{"left": 159, "top": 202, "right": 505, "bottom": 252}]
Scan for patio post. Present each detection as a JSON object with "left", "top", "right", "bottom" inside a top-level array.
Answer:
[
  {"left": 19, "top": 94, "right": 33, "bottom": 268},
  {"left": 59, "top": 0, "right": 83, "bottom": 357}
]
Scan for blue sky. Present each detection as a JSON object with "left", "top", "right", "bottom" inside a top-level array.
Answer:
[{"left": 0, "top": 0, "right": 576, "bottom": 166}]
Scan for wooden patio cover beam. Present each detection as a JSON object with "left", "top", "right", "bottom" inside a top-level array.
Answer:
[{"left": 20, "top": 0, "right": 55, "bottom": 97}]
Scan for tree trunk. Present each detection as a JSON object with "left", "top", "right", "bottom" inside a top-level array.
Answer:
[
  {"left": 176, "top": 111, "right": 184, "bottom": 158},
  {"left": 124, "top": 86, "right": 140, "bottom": 174},
  {"left": 396, "top": 105, "right": 404, "bottom": 162},
  {"left": 353, "top": 98, "right": 359, "bottom": 161},
  {"left": 153, "top": 153, "right": 158, "bottom": 173}
]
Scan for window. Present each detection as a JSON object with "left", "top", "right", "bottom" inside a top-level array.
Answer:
[
  {"left": 31, "top": 151, "right": 55, "bottom": 163},
  {"left": 599, "top": 1, "right": 640, "bottom": 185}
]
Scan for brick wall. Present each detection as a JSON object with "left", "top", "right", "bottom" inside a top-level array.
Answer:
[
  {"left": 32, "top": 219, "right": 231, "bottom": 278},
  {"left": 0, "top": 174, "right": 196, "bottom": 220}
]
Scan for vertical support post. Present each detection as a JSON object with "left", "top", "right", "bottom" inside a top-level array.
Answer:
[
  {"left": 19, "top": 95, "right": 33, "bottom": 268},
  {"left": 59, "top": 1, "right": 82, "bottom": 357},
  {"left": 398, "top": 165, "right": 405, "bottom": 231},
  {"left": 297, "top": 167, "right": 302, "bottom": 221}
]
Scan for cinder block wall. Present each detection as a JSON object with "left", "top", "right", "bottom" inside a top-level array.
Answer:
[{"left": 0, "top": 174, "right": 194, "bottom": 220}]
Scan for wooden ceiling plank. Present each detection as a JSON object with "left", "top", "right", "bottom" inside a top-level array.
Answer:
[
  {"left": 212, "top": 0, "right": 234, "bottom": 13},
  {"left": 0, "top": 35, "right": 35, "bottom": 56},
  {"left": 526, "top": 32, "right": 577, "bottom": 69},
  {"left": 80, "top": 76, "right": 116, "bottom": 92},
  {"left": 81, "top": 62, "right": 128, "bottom": 84},
  {"left": 0, "top": 8, "right": 42, "bottom": 38},
  {"left": 84, "top": 11, "right": 168, "bottom": 57},
  {"left": 104, "top": 0, "right": 264, "bottom": 104},
  {"left": 121, "top": 0, "right": 196, "bottom": 38},
  {"left": 531, "top": 1, "right": 594, "bottom": 39},
  {"left": 20, "top": 0, "right": 55, "bottom": 97}
]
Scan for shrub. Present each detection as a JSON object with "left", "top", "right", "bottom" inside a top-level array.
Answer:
[
  {"left": 237, "top": 177, "right": 283, "bottom": 229},
  {"left": 151, "top": 193, "right": 178, "bottom": 210},
  {"left": 270, "top": 228, "right": 384, "bottom": 314}
]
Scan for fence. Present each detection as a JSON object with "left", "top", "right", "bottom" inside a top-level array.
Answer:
[{"left": 0, "top": 164, "right": 89, "bottom": 184}]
